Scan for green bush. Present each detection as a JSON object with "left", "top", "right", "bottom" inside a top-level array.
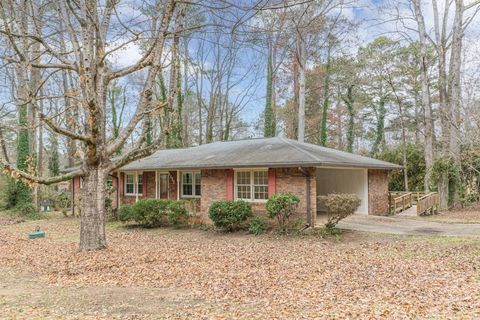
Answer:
[
  {"left": 248, "top": 216, "right": 268, "bottom": 235},
  {"left": 1, "top": 177, "right": 32, "bottom": 210},
  {"left": 208, "top": 200, "right": 253, "bottom": 231},
  {"left": 118, "top": 199, "right": 189, "bottom": 227},
  {"left": 274, "top": 217, "right": 304, "bottom": 235},
  {"left": 130, "top": 199, "right": 170, "bottom": 227},
  {"left": 318, "top": 193, "right": 361, "bottom": 229},
  {"left": 266, "top": 193, "right": 300, "bottom": 227},
  {"left": 55, "top": 191, "right": 71, "bottom": 216},
  {"left": 377, "top": 144, "right": 426, "bottom": 191},
  {"left": 167, "top": 201, "right": 188, "bottom": 226},
  {"left": 118, "top": 204, "right": 134, "bottom": 222},
  {"left": 16, "top": 203, "right": 36, "bottom": 216}
]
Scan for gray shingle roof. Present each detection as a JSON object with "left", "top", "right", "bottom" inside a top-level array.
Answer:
[{"left": 120, "top": 137, "right": 402, "bottom": 171}]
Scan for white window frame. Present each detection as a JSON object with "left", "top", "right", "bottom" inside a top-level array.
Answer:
[
  {"left": 234, "top": 169, "right": 269, "bottom": 202},
  {"left": 124, "top": 172, "right": 143, "bottom": 196},
  {"left": 180, "top": 171, "right": 201, "bottom": 198}
]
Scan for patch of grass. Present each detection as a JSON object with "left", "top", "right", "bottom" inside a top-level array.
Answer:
[
  {"left": 424, "top": 236, "right": 480, "bottom": 245},
  {"left": 106, "top": 221, "right": 127, "bottom": 230},
  {"left": 0, "top": 208, "right": 47, "bottom": 221},
  {"left": 303, "top": 226, "right": 342, "bottom": 240}
]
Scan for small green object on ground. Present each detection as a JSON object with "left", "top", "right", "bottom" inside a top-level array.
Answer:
[{"left": 28, "top": 226, "right": 45, "bottom": 239}]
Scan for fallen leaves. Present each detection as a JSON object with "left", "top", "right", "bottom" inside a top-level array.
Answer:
[{"left": 0, "top": 218, "right": 479, "bottom": 319}]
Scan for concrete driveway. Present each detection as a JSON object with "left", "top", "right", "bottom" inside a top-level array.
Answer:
[{"left": 336, "top": 214, "right": 480, "bottom": 237}]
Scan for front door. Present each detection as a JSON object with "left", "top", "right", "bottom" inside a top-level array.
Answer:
[{"left": 158, "top": 173, "right": 169, "bottom": 199}]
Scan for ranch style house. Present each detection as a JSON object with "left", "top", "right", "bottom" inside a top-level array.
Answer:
[{"left": 71, "top": 137, "right": 402, "bottom": 226}]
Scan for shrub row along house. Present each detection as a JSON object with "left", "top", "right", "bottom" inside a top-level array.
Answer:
[{"left": 71, "top": 137, "right": 401, "bottom": 226}]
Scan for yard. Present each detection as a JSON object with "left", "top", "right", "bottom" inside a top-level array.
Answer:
[{"left": 1, "top": 213, "right": 480, "bottom": 319}]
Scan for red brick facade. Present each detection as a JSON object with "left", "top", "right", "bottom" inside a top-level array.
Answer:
[
  {"left": 368, "top": 169, "right": 389, "bottom": 215},
  {"left": 71, "top": 167, "right": 388, "bottom": 222},
  {"left": 200, "top": 167, "right": 317, "bottom": 225}
]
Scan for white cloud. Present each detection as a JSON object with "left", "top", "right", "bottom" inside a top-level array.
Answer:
[{"left": 107, "top": 41, "right": 143, "bottom": 69}]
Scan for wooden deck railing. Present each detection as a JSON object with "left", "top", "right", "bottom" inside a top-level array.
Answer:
[
  {"left": 389, "top": 192, "right": 413, "bottom": 214},
  {"left": 416, "top": 192, "right": 439, "bottom": 216}
]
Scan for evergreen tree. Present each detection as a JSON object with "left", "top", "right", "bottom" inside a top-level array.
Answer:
[
  {"left": 48, "top": 134, "right": 60, "bottom": 177},
  {"left": 14, "top": 104, "right": 32, "bottom": 206}
]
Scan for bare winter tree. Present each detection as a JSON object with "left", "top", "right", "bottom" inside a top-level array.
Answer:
[
  {"left": 409, "top": 0, "right": 480, "bottom": 208},
  {"left": 0, "top": 0, "right": 179, "bottom": 250}
]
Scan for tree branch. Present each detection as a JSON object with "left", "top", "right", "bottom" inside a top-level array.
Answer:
[
  {"left": 2, "top": 160, "right": 84, "bottom": 185},
  {"left": 40, "top": 114, "right": 92, "bottom": 143}
]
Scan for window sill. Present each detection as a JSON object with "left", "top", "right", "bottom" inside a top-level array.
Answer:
[
  {"left": 235, "top": 199, "right": 268, "bottom": 203},
  {"left": 181, "top": 195, "right": 201, "bottom": 199},
  {"left": 125, "top": 194, "right": 143, "bottom": 197}
]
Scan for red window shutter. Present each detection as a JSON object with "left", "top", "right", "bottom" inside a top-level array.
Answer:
[
  {"left": 226, "top": 169, "right": 234, "bottom": 200},
  {"left": 73, "top": 177, "right": 80, "bottom": 192},
  {"left": 268, "top": 168, "right": 276, "bottom": 196},
  {"left": 112, "top": 174, "right": 117, "bottom": 188}
]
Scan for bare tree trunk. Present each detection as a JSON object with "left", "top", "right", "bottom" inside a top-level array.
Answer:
[
  {"left": 80, "top": 166, "right": 107, "bottom": 250},
  {"left": 296, "top": 31, "right": 306, "bottom": 143},
  {"left": 413, "top": 0, "right": 434, "bottom": 193},
  {"left": 182, "top": 39, "right": 189, "bottom": 145}
]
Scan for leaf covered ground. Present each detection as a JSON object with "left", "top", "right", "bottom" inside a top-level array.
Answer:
[
  {"left": 0, "top": 215, "right": 479, "bottom": 319},
  {"left": 434, "top": 205, "right": 480, "bottom": 223}
]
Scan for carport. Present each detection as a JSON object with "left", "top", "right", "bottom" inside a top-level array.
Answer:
[{"left": 316, "top": 167, "right": 369, "bottom": 215}]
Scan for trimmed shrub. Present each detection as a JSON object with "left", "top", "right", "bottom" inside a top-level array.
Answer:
[
  {"left": 118, "top": 199, "right": 189, "bottom": 227},
  {"left": 130, "top": 199, "right": 170, "bottom": 227},
  {"left": 318, "top": 193, "right": 361, "bottom": 229},
  {"left": 266, "top": 193, "right": 300, "bottom": 227},
  {"left": 167, "top": 201, "right": 188, "bottom": 226},
  {"left": 208, "top": 200, "right": 253, "bottom": 231},
  {"left": 248, "top": 216, "right": 268, "bottom": 235},
  {"left": 118, "top": 204, "right": 134, "bottom": 222}
]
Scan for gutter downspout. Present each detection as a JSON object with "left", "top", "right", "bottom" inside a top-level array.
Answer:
[{"left": 299, "top": 167, "right": 312, "bottom": 227}]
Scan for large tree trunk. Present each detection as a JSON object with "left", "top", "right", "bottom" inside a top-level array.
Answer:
[
  {"left": 296, "top": 31, "right": 306, "bottom": 143},
  {"left": 413, "top": 0, "right": 434, "bottom": 192},
  {"left": 80, "top": 166, "right": 107, "bottom": 251}
]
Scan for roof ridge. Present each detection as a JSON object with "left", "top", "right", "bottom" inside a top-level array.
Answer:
[{"left": 279, "top": 137, "right": 321, "bottom": 162}]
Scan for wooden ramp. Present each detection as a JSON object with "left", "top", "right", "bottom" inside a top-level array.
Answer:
[
  {"left": 389, "top": 192, "right": 439, "bottom": 216},
  {"left": 398, "top": 205, "right": 417, "bottom": 216}
]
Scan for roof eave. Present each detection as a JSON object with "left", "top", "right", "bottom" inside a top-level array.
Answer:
[{"left": 120, "top": 161, "right": 403, "bottom": 171}]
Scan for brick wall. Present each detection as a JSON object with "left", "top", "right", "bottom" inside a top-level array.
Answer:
[
  {"left": 275, "top": 167, "right": 317, "bottom": 224},
  {"left": 200, "top": 167, "right": 317, "bottom": 225},
  {"left": 200, "top": 169, "right": 228, "bottom": 213},
  {"left": 368, "top": 169, "right": 389, "bottom": 215}
]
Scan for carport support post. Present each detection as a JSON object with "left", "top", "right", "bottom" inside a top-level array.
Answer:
[{"left": 299, "top": 167, "right": 313, "bottom": 227}]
